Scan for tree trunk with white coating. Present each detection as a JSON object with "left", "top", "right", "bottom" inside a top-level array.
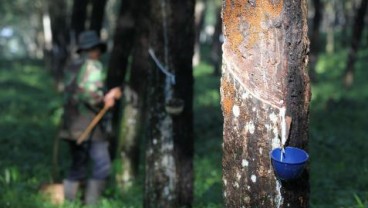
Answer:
[
  {"left": 117, "top": 7, "right": 150, "bottom": 187},
  {"left": 106, "top": 0, "right": 138, "bottom": 162},
  {"left": 221, "top": 0, "right": 311, "bottom": 207},
  {"left": 144, "top": 0, "right": 195, "bottom": 207}
]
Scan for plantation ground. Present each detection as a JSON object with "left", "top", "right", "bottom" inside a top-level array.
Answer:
[{"left": 0, "top": 46, "right": 368, "bottom": 207}]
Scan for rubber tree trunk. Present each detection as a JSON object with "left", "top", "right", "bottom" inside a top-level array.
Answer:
[
  {"left": 106, "top": 0, "right": 137, "bottom": 89},
  {"left": 144, "top": 0, "right": 195, "bottom": 207},
  {"left": 106, "top": 0, "right": 137, "bottom": 161},
  {"left": 116, "top": 0, "right": 150, "bottom": 189},
  {"left": 221, "top": 0, "right": 311, "bottom": 207},
  {"left": 343, "top": 0, "right": 368, "bottom": 88},
  {"left": 170, "top": 1, "right": 195, "bottom": 204}
]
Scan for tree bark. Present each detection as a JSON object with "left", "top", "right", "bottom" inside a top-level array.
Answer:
[
  {"left": 145, "top": 0, "right": 195, "bottom": 207},
  {"left": 115, "top": 0, "right": 150, "bottom": 189},
  {"left": 106, "top": 0, "right": 138, "bottom": 161},
  {"left": 89, "top": 0, "right": 108, "bottom": 35},
  {"left": 106, "top": 0, "right": 137, "bottom": 89},
  {"left": 221, "top": 0, "right": 311, "bottom": 207},
  {"left": 170, "top": 1, "right": 195, "bottom": 205},
  {"left": 343, "top": 0, "right": 368, "bottom": 88}
]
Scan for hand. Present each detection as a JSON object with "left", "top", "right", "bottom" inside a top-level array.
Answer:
[
  {"left": 104, "top": 87, "right": 122, "bottom": 108},
  {"left": 110, "top": 87, "right": 122, "bottom": 99},
  {"left": 104, "top": 96, "right": 115, "bottom": 108}
]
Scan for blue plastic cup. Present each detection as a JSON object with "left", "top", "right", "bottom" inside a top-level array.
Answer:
[{"left": 270, "top": 147, "right": 309, "bottom": 181}]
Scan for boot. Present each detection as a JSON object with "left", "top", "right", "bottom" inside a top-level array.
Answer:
[
  {"left": 63, "top": 179, "right": 80, "bottom": 201},
  {"left": 84, "top": 179, "right": 105, "bottom": 205}
]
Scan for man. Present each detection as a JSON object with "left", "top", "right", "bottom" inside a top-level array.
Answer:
[{"left": 61, "top": 30, "right": 122, "bottom": 204}]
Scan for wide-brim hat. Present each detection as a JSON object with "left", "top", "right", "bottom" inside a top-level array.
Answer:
[{"left": 76, "top": 30, "right": 106, "bottom": 54}]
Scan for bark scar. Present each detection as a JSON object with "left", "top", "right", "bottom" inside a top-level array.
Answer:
[
  {"left": 222, "top": 52, "right": 285, "bottom": 109},
  {"left": 222, "top": 0, "right": 286, "bottom": 109}
]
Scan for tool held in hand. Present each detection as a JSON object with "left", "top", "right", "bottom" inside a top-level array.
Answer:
[{"left": 77, "top": 106, "right": 109, "bottom": 145}]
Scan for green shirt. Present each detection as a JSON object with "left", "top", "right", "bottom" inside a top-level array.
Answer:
[{"left": 75, "top": 59, "right": 106, "bottom": 106}]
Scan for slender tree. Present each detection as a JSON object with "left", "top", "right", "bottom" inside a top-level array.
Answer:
[
  {"left": 221, "top": 0, "right": 311, "bottom": 207},
  {"left": 145, "top": 0, "right": 195, "bottom": 207},
  {"left": 193, "top": 0, "right": 207, "bottom": 66},
  {"left": 48, "top": 0, "right": 69, "bottom": 83},
  {"left": 325, "top": 1, "right": 335, "bottom": 54},
  {"left": 343, "top": 0, "right": 368, "bottom": 88}
]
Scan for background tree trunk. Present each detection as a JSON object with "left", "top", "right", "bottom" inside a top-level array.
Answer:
[
  {"left": 115, "top": 0, "right": 150, "bottom": 190},
  {"left": 193, "top": 0, "right": 207, "bottom": 66},
  {"left": 170, "top": 1, "right": 195, "bottom": 205},
  {"left": 49, "top": 0, "right": 69, "bottom": 84},
  {"left": 343, "top": 0, "right": 368, "bottom": 88},
  {"left": 106, "top": 0, "right": 138, "bottom": 161},
  {"left": 70, "top": 0, "right": 88, "bottom": 42},
  {"left": 325, "top": 1, "right": 335, "bottom": 54},
  {"left": 221, "top": 0, "right": 311, "bottom": 207},
  {"left": 42, "top": 4, "right": 53, "bottom": 74},
  {"left": 308, "top": 0, "right": 323, "bottom": 82},
  {"left": 89, "top": 0, "right": 108, "bottom": 35},
  {"left": 106, "top": 0, "right": 137, "bottom": 89},
  {"left": 144, "top": 0, "right": 195, "bottom": 207}
]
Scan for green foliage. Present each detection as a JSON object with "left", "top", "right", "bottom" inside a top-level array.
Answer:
[
  {"left": 0, "top": 0, "right": 43, "bottom": 26},
  {"left": 310, "top": 45, "right": 368, "bottom": 207},
  {"left": 0, "top": 62, "right": 63, "bottom": 207},
  {"left": 353, "top": 194, "right": 366, "bottom": 208},
  {"left": 193, "top": 63, "right": 223, "bottom": 207}
]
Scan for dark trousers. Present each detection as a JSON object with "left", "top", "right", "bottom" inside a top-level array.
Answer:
[{"left": 67, "top": 140, "right": 111, "bottom": 181}]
